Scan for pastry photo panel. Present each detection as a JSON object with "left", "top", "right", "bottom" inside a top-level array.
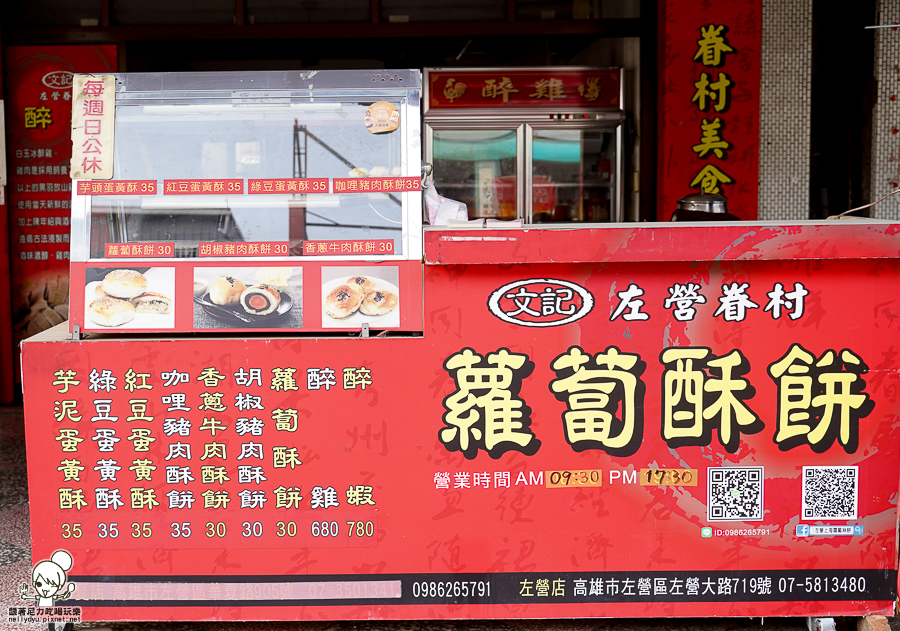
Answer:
[
  {"left": 192, "top": 266, "right": 303, "bottom": 330},
  {"left": 84, "top": 267, "right": 175, "bottom": 330},
  {"left": 321, "top": 266, "right": 400, "bottom": 329}
]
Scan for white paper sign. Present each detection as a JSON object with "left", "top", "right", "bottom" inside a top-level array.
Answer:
[{"left": 70, "top": 74, "right": 115, "bottom": 180}]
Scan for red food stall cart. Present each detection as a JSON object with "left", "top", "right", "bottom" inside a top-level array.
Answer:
[{"left": 15, "top": 69, "right": 900, "bottom": 625}]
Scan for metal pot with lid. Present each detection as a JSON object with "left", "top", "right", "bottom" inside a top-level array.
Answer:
[{"left": 670, "top": 192, "right": 740, "bottom": 221}]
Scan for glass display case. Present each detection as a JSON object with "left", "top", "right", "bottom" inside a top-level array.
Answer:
[
  {"left": 424, "top": 67, "right": 625, "bottom": 223},
  {"left": 69, "top": 70, "right": 423, "bottom": 336}
]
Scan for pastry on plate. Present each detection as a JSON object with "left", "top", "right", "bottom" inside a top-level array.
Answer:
[
  {"left": 88, "top": 297, "right": 136, "bottom": 327},
  {"left": 359, "top": 289, "right": 398, "bottom": 316},
  {"left": 346, "top": 276, "right": 376, "bottom": 296},
  {"left": 132, "top": 291, "right": 172, "bottom": 314},
  {"left": 325, "top": 284, "right": 361, "bottom": 319},
  {"left": 240, "top": 285, "right": 281, "bottom": 316},
  {"left": 209, "top": 276, "right": 247, "bottom": 305},
  {"left": 102, "top": 269, "right": 148, "bottom": 299}
]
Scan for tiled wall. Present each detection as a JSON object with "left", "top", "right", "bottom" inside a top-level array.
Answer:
[
  {"left": 758, "top": 0, "right": 812, "bottom": 221},
  {"left": 870, "top": 0, "right": 900, "bottom": 218}
]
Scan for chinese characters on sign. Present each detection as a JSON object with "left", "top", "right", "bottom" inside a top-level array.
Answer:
[
  {"left": 105, "top": 243, "right": 174, "bottom": 258},
  {"left": 77, "top": 181, "right": 156, "bottom": 195},
  {"left": 49, "top": 364, "right": 378, "bottom": 524},
  {"left": 197, "top": 242, "right": 289, "bottom": 257},
  {"left": 442, "top": 343, "right": 873, "bottom": 459},
  {"left": 163, "top": 179, "right": 243, "bottom": 195},
  {"left": 332, "top": 177, "right": 421, "bottom": 193},
  {"left": 248, "top": 178, "right": 329, "bottom": 194},
  {"left": 428, "top": 70, "right": 621, "bottom": 110},
  {"left": 302, "top": 240, "right": 394, "bottom": 256},
  {"left": 490, "top": 278, "right": 809, "bottom": 327},
  {"left": 689, "top": 24, "right": 735, "bottom": 195},
  {"left": 6, "top": 45, "right": 117, "bottom": 346},
  {"left": 70, "top": 74, "right": 115, "bottom": 180}
]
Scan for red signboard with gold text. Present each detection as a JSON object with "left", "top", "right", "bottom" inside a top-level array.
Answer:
[
  {"left": 5, "top": 45, "right": 117, "bottom": 350},
  {"left": 426, "top": 69, "right": 621, "bottom": 111},
  {"left": 19, "top": 223, "right": 900, "bottom": 622},
  {"left": 658, "top": 0, "right": 761, "bottom": 220}
]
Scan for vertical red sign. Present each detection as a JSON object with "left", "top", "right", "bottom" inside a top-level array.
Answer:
[
  {"left": 4, "top": 46, "right": 117, "bottom": 357},
  {"left": 657, "top": 0, "right": 761, "bottom": 220}
]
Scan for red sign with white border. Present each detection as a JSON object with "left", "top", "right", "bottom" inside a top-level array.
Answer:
[
  {"left": 302, "top": 240, "right": 394, "bottom": 256},
  {"left": 105, "top": 243, "right": 173, "bottom": 258},
  {"left": 163, "top": 179, "right": 243, "bottom": 195},
  {"left": 332, "top": 177, "right": 420, "bottom": 193},
  {"left": 247, "top": 178, "right": 329, "bottom": 194},
  {"left": 78, "top": 181, "right": 157, "bottom": 195},
  {"left": 197, "top": 242, "right": 289, "bottom": 257}
]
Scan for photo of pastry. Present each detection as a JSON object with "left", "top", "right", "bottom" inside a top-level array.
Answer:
[
  {"left": 84, "top": 267, "right": 175, "bottom": 329},
  {"left": 321, "top": 266, "right": 400, "bottom": 329},
  {"left": 193, "top": 267, "right": 303, "bottom": 329}
]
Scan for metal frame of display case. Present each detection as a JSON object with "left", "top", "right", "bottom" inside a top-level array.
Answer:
[
  {"left": 423, "top": 66, "right": 625, "bottom": 223},
  {"left": 70, "top": 69, "right": 424, "bottom": 265}
]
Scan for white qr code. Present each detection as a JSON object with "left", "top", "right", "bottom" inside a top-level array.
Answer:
[
  {"left": 802, "top": 466, "right": 858, "bottom": 520},
  {"left": 707, "top": 467, "right": 764, "bottom": 521}
]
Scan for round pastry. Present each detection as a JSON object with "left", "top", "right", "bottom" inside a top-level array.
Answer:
[
  {"left": 346, "top": 276, "right": 376, "bottom": 296},
  {"left": 240, "top": 284, "right": 281, "bottom": 316},
  {"left": 88, "top": 297, "right": 135, "bottom": 327},
  {"left": 94, "top": 284, "right": 110, "bottom": 299},
  {"left": 132, "top": 291, "right": 172, "bottom": 314},
  {"left": 208, "top": 276, "right": 247, "bottom": 305},
  {"left": 359, "top": 289, "right": 398, "bottom": 316},
  {"left": 325, "top": 284, "right": 361, "bottom": 319},
  {"left": 102, "top": 269, "right": 148, "bottom": 299}
]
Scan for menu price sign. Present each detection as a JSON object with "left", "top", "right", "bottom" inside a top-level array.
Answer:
[
  {"left": 105, "top": 243, "right": 173, "bottom": 258},
  {"left": 248, "top": 178, "right": 329, "bottom": 194},
  {"left": 301, "top": 240, "right": 394, "bottom": 256},
  {"left": 21, "top": 224, "right": 900, "bottom": 621},
  {"left": 77, "top": 180, "right": 157, "bottom": 195},
  {"left": 164, "top": 179, "right": 243, "bottom": 195},
  {"left": 198, "top": 242, "right": 289, "bottom": 257},
  {"left": 333, "top": 177, "right": 420, "bottom": 193}
]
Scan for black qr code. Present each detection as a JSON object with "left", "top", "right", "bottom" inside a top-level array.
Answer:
[
  {"left": 707, "top": 467, "right": 763, "bottom": 521},
  {"left": 802, "top": 466, "right": 858, "bottom": 520}
]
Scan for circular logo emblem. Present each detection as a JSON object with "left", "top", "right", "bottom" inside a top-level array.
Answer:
[
  {"left": 487, "top": 279, "right": 594, "bottom": 327},
  {"left": 41, "top": 71, "right": 74, "bottom": 90}
]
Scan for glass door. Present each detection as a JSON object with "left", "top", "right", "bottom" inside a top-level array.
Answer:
[
  {"left": 527, "top": 124, "right": 622, "bottom": 223},
  {"left": 427, "top": 124, "right": 524, "bottom": 220}
]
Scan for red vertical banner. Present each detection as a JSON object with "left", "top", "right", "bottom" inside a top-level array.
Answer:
[
  {"left": 658, "top": 0, "right": 761, "bottom": 220},
  {"left": 4, "top": 45, "right": 117, "bottom": 368},
  {"left": 0, "top": 43, "right": 11, "bottom": 403}
]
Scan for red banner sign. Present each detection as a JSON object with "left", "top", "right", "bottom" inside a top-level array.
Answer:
[
  {"left": 301, "top": 239, "right": 394, "bottom": 256},
  {"left": 427, "top": 69, "right": 621, "bottom": 110},
  {"left": 163, "top": 179, "right": 243, "bottom": 195},
  {"left": 105, "top": 243, "right": 174, "bottom": 258},
  {"left": 5, "top": 45, "right": 117, "bottom": 355},
  {"left": 657, "top": 0, "right": 761, "bottom": 220},
  {"left": 20, "top": 223, "right": 900, "bottom": 621},
  {"left": 332, "top": 177, "right": 420, "bottom": 193},
  {"left": 247, "top": 178, "right": 329, "bottom": 194},
  {"left": 77, "top": 181, "right": 157, "bottom": 196},
  {"left": 197, "top": 242, "right": 289, "bottom": 257}
]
